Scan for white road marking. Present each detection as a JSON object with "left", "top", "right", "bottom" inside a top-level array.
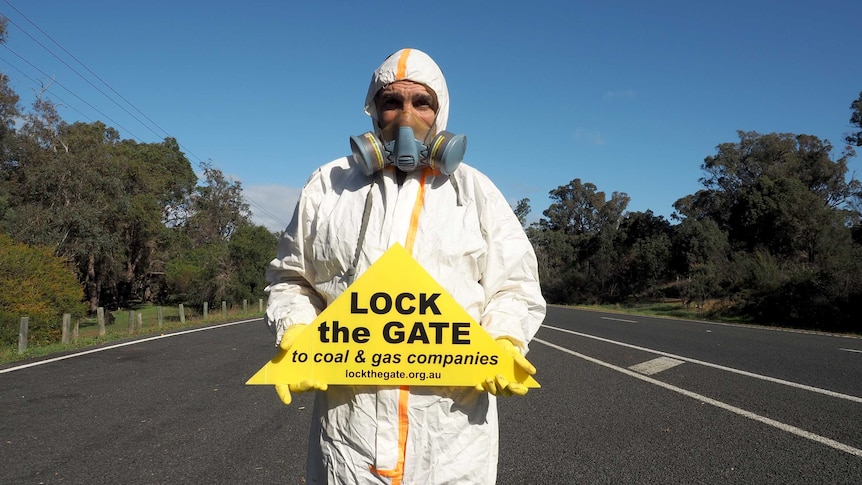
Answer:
[
  {"left": 0, "top": 318, "right": 260, "bottom": 374},
  {"left": 601, "top": 316, "right": 638, "bottom": 323},
  {"left": 533, "top": 337, "right": 862, "bottom": 458},
  {"left": 543, "top": 324, "right": 862, "bottom": 404},
  {"left": 629, "top": 356, "right": 684, "bottom": 375},
  {"left": 840, "top": 348, "right": 862, "bottom": 354}
]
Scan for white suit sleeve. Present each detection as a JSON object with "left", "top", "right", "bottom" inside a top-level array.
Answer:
[
  {"left": 264, "top": 172, "right": 327, "bottom": 346},
  {"left": 475, "top": 176, "right": 546, "bottom": 355}
]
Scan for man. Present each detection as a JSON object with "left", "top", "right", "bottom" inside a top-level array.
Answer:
[{"left": 266, "top": 48, "right": 545, "bottom": 485}]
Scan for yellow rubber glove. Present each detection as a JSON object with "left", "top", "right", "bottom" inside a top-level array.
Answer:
[
  {"left": 476, "top": 338, "right": 536, "bottom": 397},
  {"left": 274, "top": 324, "right": 328, "bottom": 405},
  {"left": 278, "top": 323, "right": 308, "bottom": 352},
  {"left": 275, "top": 379, "right": 328, "bottom": 405}
]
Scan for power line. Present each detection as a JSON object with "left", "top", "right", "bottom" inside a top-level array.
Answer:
[
  {"left": 2, "top": 46, "right": 289, "bottom": 229},
  {"left": 0, "top": 3, "right": 290, "bottom": 230},
  {"left": 1, "top": 8, "right": 165, "bottom": 141},
  {"left": 0, "top": 43, "right": 144, "bottom": 142},
  {"left": 2, "top": 0, "right": 173, "bottom": 141},
  {"left": 1, "top": 3, "right": 194, "bottom": 152},
  {"left": 0, "top": 53, "right": 93, "bottom": 122}
]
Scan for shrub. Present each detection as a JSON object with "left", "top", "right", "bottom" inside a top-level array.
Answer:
[{"left": 0, "top": 234, "right": 86, "bottom": 345}]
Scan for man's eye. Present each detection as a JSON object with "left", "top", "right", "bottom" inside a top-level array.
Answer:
[{"left": 382, "top": 99, "right": 401, "bottom": 110}]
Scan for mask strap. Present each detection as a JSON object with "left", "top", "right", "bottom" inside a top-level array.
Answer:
[
  {"left": 347, "top": 173, "right": 379, "bottom": 277},
  {"left": 423, "top": 110, "right": 442, "bottom": 144},
  {"left": 448, "top": 174, "right": 462, "bottom": 207}
]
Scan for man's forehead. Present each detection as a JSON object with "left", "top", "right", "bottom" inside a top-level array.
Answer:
[{"left": 378, "top": 80, "right": 434, "bottom": 97}]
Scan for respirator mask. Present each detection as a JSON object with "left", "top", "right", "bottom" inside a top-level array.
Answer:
[{"left": 350, "top": 126, "right": 467, "bottom": 176}]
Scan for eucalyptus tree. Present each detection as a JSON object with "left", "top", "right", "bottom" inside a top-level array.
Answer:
[
  {"left": 530, "top": 178, "right": 629, "bottom": 304},
  {"left": 0, "top": 72, "right": 21, "bottom": 224},
  {"left": 164, "top": 162, "right": 258, "bottom": 307},
  {"left": 512, "top": 198, "right": 530, "bottom": 227},
  {"left": 112, "top": 137, "right": 196, "bottom": 303},
  {"left": 541, "top": 178, "right": 629, "bottom": 236},
  {"left": 228, "top": 224, "right": 279, "bottom": 303},
  {"left": 678, "top": 131, "right": 858, "bottom": 260},
  {"left": 184, "top": 161, "right": 251, "bottom": 246},
  {"left": 846, "top": 90, "right": 862, "bottom": 147},
  {"left": 613, "top": 210, "right": 673, "bottom": 299},
  {"left": 674, "top": 130, "right": 861, "bottom": 330},
  {"left": 7, "top": 118, "right": 127, "bottom": 311}
]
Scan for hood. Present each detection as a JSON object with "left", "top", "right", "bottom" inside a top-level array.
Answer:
[{"left": 364, "top": 48, "right": 449, "bottom": 137}]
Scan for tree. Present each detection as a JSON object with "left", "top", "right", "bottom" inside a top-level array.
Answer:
[
  {"left": 3, "top": 117, "right": 128, "bottom": 312},
  {"left": 0, "top": 73, "right": 19, "bottom": 138},
  {"left": 529, "top": 179, "right": 630, "bottom": 304},
  {"left": 673, "top": 130, "right": 862, "bottom": 330},
  {"left": 0, "top": 72, "right": 21, "bottom": 225},
  {"left": 512, "top": 198, "right": 530, "bottom": 227},
  {"left": 671, "top": 216, "right": 730, "bottom": 307},
  {"left": 111, "top": 137, "right": 195, "bottom": 304},
  {"left": 164, "top": 243, "right": 229, "bottom": 307},
  {"left": 541, "top": 179, "right": 629, "bottom": 235},
  {"left": 0, "top": 46, "right": 269, "bottom": 319},
  {"left": 228, "top": 224, "right": 279, "bottom": 303},
  {"left": 526, "top": 224, "right": 579, "bottom": 302},
  {"left": 163, "top": 223, "right": 276, "bottom": 308},
  {"left": 162, "top": 162, "right": 267, "bottom": 307},
  {"left": 3, "top": 96, "right": 197, "bottom": 311},
  {"left": 846, "top": 90, "right": 862, "bottom": 147},
  {"left": 613, "top": 211, "right": 673, "bottom": 299},
  {"left": 18, "top": 86, "right": 66, "bottom": 153},
  {"left": 677, "top": 131, "right": 860, "bottom": 258},
  {"left": 184, "top": 162, "right": 251, "bottom": 245}
]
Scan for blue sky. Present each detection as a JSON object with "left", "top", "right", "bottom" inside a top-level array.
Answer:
[{"left": 2, "top": 0, "right": 860, "bottom": 231}]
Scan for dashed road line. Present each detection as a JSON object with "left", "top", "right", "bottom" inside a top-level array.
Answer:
[
  {"left": 543, "top": 324, "right": 862, "bottom": 404},
  {"left": 629, "top": 356, "right": 684, "bottom": 376},
  {"left": 601, "top": 316, "right": 638, "bottom": 323},
  {"left": 534, "top": 337, "right": 862, "bottom": 458}
]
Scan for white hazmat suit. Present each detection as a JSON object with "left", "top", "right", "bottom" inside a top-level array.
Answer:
[{"left": 265, "top": 48, "right": 546, "bottom": 485}]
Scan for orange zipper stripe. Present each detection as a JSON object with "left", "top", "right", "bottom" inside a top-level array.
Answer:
[
  {"left": 396, "top": 48, "right": 412, "bottom": 80},
  {"left": 371, "top": 169, "right": 428, "bottom": 484},
  {"left": 369, "top": 385, "right": 409, "bottom": 484},
  {"left": 404, "top": 169, "right": 427, "bottom": 253}
]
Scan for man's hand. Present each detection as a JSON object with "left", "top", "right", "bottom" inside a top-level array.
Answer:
[
  {"left": 278, "top": 323, "right": 308, "bottom": 352},
  {"left": 275, "top": 380, "right": 328, "bottom": 405},
  {"left": 476, "top": 338, "right": 536, "bottom": 396},
  {"left": 273, "top": 324, "right": 328, "bottom": 405},
  {"left": 476, "top": 374, "right": 528, "bottom": 397},
  {"left": 496, "top": 337, "right": 536, "bottom": 375}
]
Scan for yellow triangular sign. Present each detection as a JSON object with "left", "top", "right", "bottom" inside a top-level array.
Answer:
[{"left": 247, "top": 243, "right": 539, "bottom": 388}]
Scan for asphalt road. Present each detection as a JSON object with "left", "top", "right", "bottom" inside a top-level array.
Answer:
[{"left": 1, "top": 307, "right": 860, "bottom": 484}]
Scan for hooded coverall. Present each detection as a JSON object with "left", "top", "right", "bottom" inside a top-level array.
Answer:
[{"left": 265, "top": 48, "right": 546, "bottom": 485}]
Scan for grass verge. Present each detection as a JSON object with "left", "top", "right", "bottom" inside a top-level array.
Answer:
[{"left": 2, "top": 303, "right": 265, "bottom": 366}]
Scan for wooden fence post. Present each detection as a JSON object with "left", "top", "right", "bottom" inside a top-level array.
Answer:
[
  {"left": 62, "top": 313, "right": 71, "bottom": 344},
  {"left": 18, "top": 317, "right": 28, "bottom": 354},
  {"left": 179, "top": 304, "right": 185, "bottom": 324},
  {"left": 97, "top": 307, "right": 106, "bottom": 336},
  {"left": 203, "top": 302, "right": 208, "bottom": 320},
  {"left": 128, "top": 311, "right": 135, "bottom": 335},
  {"left": 137, "top": 313, "right": 143, "bottom": 331},
  {"left": 73, "top": 318, "right": 79, "bottom": 343}
]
